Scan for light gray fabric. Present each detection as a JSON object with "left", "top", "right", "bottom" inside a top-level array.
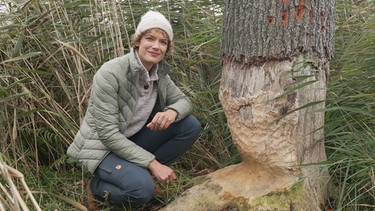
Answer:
[
  {"left": 67, "top": 48, "right": 192, "bottom": 174},
  {"left": 124, "top": 51, "right": 158, "bottom": 138}
]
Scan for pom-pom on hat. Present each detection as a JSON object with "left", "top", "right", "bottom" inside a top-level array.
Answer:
[{"left": 135, "top": 10, "right": 173, "bottom": 41}]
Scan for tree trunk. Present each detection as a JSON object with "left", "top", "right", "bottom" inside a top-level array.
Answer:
[{"left": 162, "top": 1, "right": 336, "bottom": 210}]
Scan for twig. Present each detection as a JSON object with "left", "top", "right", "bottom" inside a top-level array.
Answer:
[{"left": 0, "top": 162, "right": 42, "bottom": 211}]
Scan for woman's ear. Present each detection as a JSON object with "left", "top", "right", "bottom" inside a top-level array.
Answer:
[{"left": 134, "top": 41, "right": 140, "bottom": 48}]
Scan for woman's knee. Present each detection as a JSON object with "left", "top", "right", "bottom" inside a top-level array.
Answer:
[
  {"left": 118, "top": 176, "right": 155, "bottom": 205},
  {"left": 185, "top": 115, "right": 201, "bottom": 135}
]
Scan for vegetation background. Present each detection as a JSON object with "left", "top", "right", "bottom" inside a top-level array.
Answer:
[{"left": 0, "top": 0, "right": 374, "bottom": 210}]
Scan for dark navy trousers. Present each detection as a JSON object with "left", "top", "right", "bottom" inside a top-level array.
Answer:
[{"left": 90, "top": 115, "right": 201, "bottom": 206}]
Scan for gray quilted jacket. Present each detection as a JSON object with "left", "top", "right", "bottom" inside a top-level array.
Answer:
[{"left": 67, "top": 48, "right": 192, "bottom": 174}]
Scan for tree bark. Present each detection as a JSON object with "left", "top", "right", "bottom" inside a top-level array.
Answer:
[{"left": 162, "top": 0, "right": 336, "bottom": 210}]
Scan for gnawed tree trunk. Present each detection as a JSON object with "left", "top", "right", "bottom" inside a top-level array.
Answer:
[{"left": 162, "top": 1, "right": 336, "bottom": 210}]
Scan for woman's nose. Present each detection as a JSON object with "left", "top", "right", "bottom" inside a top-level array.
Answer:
[{"left": 152, "top": 41, "right": 160, "bottom": 49}]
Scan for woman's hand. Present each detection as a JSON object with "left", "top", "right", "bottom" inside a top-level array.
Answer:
[
  {"left": 148, "top": 159, "right": 177, "bottom": 184},
  {"left": 147, "top": 109, "right": 178, "bottom": 131}
]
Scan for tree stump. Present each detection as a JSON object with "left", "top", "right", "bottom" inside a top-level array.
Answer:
[{"left": 162, "top": 0, "right": 336, "bottom": 210}]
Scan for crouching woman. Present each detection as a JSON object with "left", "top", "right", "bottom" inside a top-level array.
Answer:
[{"left": 67, "top": 10, "right": 201, "bottom": 210}]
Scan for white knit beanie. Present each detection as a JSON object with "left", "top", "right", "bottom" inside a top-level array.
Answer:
[{"left": 135, "top": 11, "right": 173, "bottom": 41}]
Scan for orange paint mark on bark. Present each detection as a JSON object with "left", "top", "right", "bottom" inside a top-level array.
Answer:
[
  {"left": 309, "top": 11, "right": 313, "bottom": 20},
  {"left": 320, "top": 12, "right": 326, "bottom": 33},
  {"left": 268, "top": 16, "right": 275, "bottom": 26},
  {"left": 283, "top": 0, "right": 289, "bottom": 5},
  {"left": 295, "top": 0, "right": 306, "bottom": 21},
  {"left": 282, "top": 10, "right": 288, "bottom": 27}
]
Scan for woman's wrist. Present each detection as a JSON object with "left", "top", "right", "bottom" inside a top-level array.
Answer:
[
  {"left": 148, "top": 159, "right": 159, "bottom": 171},
  {"left": 165, "top": 109, "right": 178, "bottom": 121}
]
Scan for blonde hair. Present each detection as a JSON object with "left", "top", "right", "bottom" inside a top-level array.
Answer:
[{"left": 130, "top": 29, "right": 174, "bottom": 55}]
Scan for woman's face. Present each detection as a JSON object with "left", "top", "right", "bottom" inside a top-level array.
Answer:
[{"left": 136, "top": 29, "right": 169, "bottom": 71}]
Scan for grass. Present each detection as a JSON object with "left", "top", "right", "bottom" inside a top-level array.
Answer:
[{"left": 324, "top": 0, "right": 375, "bottom": 210}]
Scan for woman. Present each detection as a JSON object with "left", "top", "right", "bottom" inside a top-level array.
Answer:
[{"left": 67, "top": 10, "right": 201, "bottom": 209}]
